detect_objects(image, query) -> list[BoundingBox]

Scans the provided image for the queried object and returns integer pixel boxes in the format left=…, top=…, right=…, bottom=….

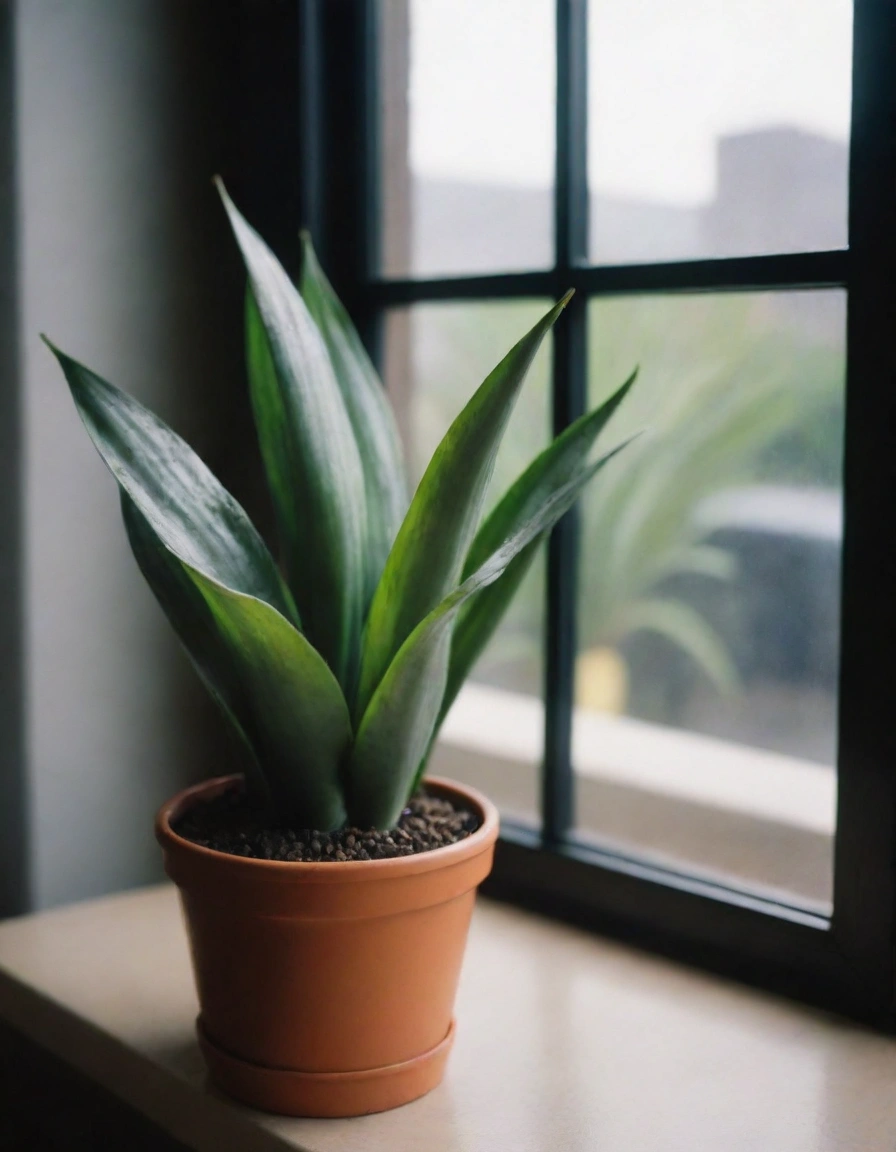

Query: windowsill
left=443, top=683, right=836, bottom=834
left=434, top=684, right=835, bottom=906
left=1, top=884, right=895, bottom=1151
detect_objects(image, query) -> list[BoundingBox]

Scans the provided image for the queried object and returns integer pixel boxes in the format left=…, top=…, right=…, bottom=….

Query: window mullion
left=319, top=0, right=381, bottom=360
left=544, top=0, right=590, bottom=844
left=298, top=0, right=323, bottom=250
left=366, top=249, right=847, bottom=307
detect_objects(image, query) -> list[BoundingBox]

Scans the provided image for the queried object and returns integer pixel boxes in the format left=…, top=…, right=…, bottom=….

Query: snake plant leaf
left=181, top=563, right=352, bottom=829
left=441, top=434, right=637, bottom=728
left=404, top=432, right=637, bottom=799
left=463, top=371, right=637, bottom=582
left=401, top=535, right=545, bottom=803
left=221, top=180, right=366, bottom=688
left=439, top=372, right=637, bottom=715
left=45, top=340, right=298, bottom=625
left=355, top=291, right=574, bottom=723
left=121, top=494, right=268, bottom=802
left=346, top=458, right=608, bottom=829
left=124, top=492, right=351, bottom=828
left=299, top=233, right=408, bottom=610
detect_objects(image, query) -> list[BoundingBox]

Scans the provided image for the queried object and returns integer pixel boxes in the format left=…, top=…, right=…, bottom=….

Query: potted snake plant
left=45, top=180, right=635, bottom=1118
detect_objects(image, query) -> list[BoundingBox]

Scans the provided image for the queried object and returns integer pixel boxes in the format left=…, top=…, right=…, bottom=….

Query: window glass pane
left=378, top=0, right=555, bottom=277
left=575, top=290, right=844, bottom=907
left=588, top=1, right=852, bottom=264
left=383, top=301, right=552, bottom=823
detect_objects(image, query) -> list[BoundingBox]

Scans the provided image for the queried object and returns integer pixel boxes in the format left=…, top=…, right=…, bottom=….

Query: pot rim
left=155, top=773, right=499, bottom=883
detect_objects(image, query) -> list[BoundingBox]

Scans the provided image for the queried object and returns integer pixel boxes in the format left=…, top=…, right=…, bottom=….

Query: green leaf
left=182, top=563, right=352, bottom=830
left=435, top=372, right=637, bottom=723
left=299, top=233, right=408, bottom=610
left=443, top=435, right=636, bottom=725
left=620, top=597, right=740, bottom=693
left=121, top=494, right=268, bottom=800
left=49, top=342, right=350, bottom=826
left=463, top=371, right=637, bottom=579
left=45, top=340, right=298, bottom=624
left=402, top=431, right=637, bottom=800
left=124, top=498, right=351, bottom=829
left=355, top=292, right=574, bottom=722
left=221, top=180, right=366, bottom=687
left=346, top=457, right=608, bottom=829
left=404, top=538, right=541, bottom=802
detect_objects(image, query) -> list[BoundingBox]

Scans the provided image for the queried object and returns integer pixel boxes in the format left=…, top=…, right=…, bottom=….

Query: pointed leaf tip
left=356, top=297, right=564, bottom=720
left=298, top=230, right=408, bottom=616
left=432, top=369, right=641, bottom=737
left=224, top=182, right=367, bottom=686
left=49, top=346, right=298, bottom=624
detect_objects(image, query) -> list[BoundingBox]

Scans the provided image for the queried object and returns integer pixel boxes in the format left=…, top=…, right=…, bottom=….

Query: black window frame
left=307, top=0, right=896, bottom=1027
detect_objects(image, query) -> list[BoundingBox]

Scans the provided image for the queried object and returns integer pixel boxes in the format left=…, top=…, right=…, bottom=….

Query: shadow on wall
left=14, top=1, right=301, bottom=910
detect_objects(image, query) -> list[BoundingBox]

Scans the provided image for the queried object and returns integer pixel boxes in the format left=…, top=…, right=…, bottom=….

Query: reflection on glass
left=574, top=291, right=845, bottom=905
left=588, top=0, right=852, bottom=263
left=378, top=0, right=555, bottom=277
left=383, top=302, right=552, bottom=822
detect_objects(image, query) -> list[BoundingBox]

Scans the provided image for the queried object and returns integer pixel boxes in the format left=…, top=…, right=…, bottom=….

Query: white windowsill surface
left=442, top=683, right=837, bottom=835
left=2, top=884, right=896, bottom=1151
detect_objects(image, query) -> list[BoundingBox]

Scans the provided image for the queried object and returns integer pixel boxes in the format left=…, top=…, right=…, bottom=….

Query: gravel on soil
left=173, top=787, right=481, bottom=862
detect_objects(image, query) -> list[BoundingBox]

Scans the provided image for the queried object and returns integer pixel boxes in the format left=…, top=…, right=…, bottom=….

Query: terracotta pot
left=156, top=774, right=499, bottom=1117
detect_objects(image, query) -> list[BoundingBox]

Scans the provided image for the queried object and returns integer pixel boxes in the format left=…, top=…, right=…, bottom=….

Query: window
left=309, top=0, right=896, bottom=1027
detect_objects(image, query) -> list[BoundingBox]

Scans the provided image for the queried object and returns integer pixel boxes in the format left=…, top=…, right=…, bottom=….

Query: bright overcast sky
left=407, top=0, right=853, bottom=205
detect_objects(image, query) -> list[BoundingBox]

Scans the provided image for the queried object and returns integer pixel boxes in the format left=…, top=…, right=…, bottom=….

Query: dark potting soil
left=173, top=787, right=481, bottom=862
